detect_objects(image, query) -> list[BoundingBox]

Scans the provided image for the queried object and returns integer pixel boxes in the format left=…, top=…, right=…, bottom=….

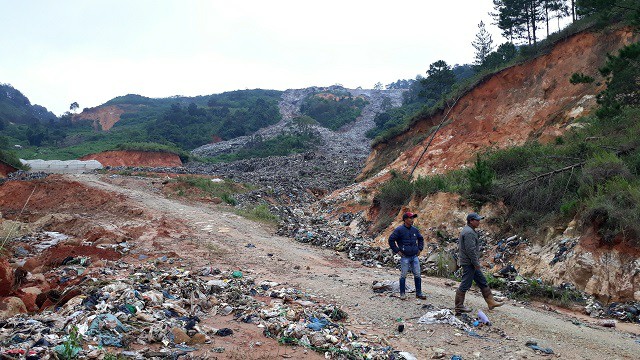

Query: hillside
left=192, top=86, right=405, bottom=160
left=0, top=84, right=56, bottom=125
left=360, top=27, right=639, bottom=179
left=322, top=27, right=640, bottom=303
left=2, top=23, right=640, bottom=359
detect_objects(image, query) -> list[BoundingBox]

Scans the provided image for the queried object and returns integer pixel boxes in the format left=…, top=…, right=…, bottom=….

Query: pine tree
left=472, top=21, right=495, bottom=67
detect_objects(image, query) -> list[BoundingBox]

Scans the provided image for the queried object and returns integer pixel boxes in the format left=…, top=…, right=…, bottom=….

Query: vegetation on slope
left=0, top=89, right=285, bottom=161
left=299, top=89, right=368, bottom=131
left=377, top=36, right=640, bottom=245
left=369, top=0, right=639, bottom=146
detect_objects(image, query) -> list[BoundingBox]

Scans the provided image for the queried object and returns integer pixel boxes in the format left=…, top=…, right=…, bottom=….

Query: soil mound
left=80, top=150, right=182, bottom=167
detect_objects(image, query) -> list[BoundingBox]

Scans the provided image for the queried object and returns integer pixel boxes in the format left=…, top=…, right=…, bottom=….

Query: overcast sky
left=1, top=0, right=507, bottom=115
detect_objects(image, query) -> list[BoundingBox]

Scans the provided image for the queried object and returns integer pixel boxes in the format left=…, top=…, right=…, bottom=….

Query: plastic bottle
left=478, top=309, right=491, bottom=325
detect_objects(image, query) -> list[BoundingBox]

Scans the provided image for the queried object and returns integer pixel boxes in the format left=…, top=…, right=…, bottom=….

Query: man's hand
left=397, top=251, right=404, bottom=257
left=474, top=265, right=481, bottom=270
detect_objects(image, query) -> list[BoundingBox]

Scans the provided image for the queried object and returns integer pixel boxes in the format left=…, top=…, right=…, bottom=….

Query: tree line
left=491, top=0, right=639, bottom=47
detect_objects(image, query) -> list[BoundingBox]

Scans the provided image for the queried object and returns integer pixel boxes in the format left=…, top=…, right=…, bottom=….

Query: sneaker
left=416, top=294, right=427, bottom=300
left=400, top=294, right=407, bottom=300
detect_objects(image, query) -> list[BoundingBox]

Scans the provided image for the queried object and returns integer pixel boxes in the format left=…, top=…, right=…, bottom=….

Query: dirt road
left=62, top=174, right=640, bottom=359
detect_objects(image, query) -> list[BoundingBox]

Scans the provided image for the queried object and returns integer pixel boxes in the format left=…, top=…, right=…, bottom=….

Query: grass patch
left=168, top=176, right=250, bottom=204
left=236, top=204, right=279, bottom=224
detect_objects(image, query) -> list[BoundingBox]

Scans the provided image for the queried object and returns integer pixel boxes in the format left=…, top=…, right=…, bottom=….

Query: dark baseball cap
left=402, top=212, right=418, bottom=219
left=466, top=212, right=484, bottom=221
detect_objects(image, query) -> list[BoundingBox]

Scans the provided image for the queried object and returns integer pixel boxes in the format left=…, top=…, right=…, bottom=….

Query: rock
left=0, top=297, right=27, bottom=318
left=0, top=259, right=14, bottom=296
left=310, top=332, right=327, bottom=347
left=171, top=327, right=190, bottom=344
left=189, top=332, right=208, bottom=345
left=431, top=348, right=447, bottom=359
left=93, top=237, right=117, bottom=246
left=16, top=286, right=42, bottom=312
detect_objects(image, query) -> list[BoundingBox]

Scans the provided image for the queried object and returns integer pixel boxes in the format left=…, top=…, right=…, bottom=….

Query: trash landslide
left=1, top=257, right=399, bottom=359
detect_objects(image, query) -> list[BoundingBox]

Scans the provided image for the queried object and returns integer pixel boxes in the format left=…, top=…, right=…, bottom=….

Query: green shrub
left=221, top=193, right=237, bottom=206
left=55, top=325, right=83, bottom=359
left=569, top=72, right=595, bottom=84
left=581, top=151, right=631, bottom=187
left=597, top=42, right=640, bottom=118
left=583, top=177, right=640, bottom=244
left=624, top=150, right=640, bottom=176
left=485, top=273, right=506, bottom=290
left=0, top=149, right=28, bottom=170
left=484, top=143, right=544, bottom=175
left=507, top=278, right=584, bottom=306
left=560, top=198, right=580, bottom=217
left=466, top=155, right=495, bottom=195
left=375, top=173, right=413, bottom=213
left=413, top=174, right=448, bottom=199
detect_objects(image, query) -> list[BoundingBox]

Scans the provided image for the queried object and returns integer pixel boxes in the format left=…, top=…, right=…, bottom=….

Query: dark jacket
left=388, top=224, right=424, bottom=257
left=458, top=224, right=480, bottom=267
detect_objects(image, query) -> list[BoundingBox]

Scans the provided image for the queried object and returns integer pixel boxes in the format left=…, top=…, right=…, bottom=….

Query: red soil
left=80, top=150, right=182, bottom=167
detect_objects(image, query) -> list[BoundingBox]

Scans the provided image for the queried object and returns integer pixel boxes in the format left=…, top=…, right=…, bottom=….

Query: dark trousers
left=457, top=265, right=488, bottom=292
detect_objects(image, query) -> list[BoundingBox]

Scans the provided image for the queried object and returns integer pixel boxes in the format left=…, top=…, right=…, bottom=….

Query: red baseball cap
left=402, top=212, right=418, bottom=219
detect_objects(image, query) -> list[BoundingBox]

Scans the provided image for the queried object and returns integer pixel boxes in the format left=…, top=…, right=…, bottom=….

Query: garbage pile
left=1, top=261, right=399, bottom=359
left=5, top=171, right=50, bottom=182
left=276, top=209, right=393, bottom=269
left=103, top=150, right=363, bottom=207
left=585, top=296, right=640, bottom=323
left=549, top=238, right=578, bottom=266
left=492, top=234, right=528, bottom=267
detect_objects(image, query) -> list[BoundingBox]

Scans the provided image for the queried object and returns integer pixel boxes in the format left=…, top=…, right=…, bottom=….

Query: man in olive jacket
left=455, top=212, right=503, bottom=315
left=388, top=212, right=427, bottom=300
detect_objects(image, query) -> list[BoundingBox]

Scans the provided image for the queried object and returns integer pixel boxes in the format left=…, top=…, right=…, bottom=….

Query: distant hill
left=0, top=83, right=56, bottom=125
left=0, top=88, right=287, bottom=160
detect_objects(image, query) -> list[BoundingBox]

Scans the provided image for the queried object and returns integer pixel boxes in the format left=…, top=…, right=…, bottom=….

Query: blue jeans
left=458, top=265, right=488, bottom=292
left=400, top=255, right=423, bottom=295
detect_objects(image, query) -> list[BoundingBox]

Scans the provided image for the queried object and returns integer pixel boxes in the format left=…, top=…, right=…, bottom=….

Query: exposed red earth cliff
left=342, top=27, right=640, bottom=301
left=0, top=161, right=17, bottom=177
left=72, top=105, right=128, bottom=131
left=360, top=27, right=639, bottom=180
left=80, top=150, right=182, bottom=167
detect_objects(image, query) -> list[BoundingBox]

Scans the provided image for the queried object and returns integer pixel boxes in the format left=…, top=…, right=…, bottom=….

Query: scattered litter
left=417, top=309, right=471, bottom=331
left=0, top=261, right=399, bottom=358
left=215, top=328, right=234, bottom=337
left=396, top=351, right=418, bottom=360
left=477, top=310, right=491, bottom=325
left=599, top=320, right=616, bottom=328
left=526, top=340, right=554, bottom=354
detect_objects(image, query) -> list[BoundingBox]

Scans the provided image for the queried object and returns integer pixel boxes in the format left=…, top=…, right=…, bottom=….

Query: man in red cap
left=388, top=211, right=427, bottom=300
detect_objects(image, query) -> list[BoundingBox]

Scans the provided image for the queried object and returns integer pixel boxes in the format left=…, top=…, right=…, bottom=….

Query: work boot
left=481, top=287, right=504, bottom=310
left=414, top=277, right=426, bottom=299
left=454, top=290, right=472, bottom=315
left=399, top=278, right=406, bottom=300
